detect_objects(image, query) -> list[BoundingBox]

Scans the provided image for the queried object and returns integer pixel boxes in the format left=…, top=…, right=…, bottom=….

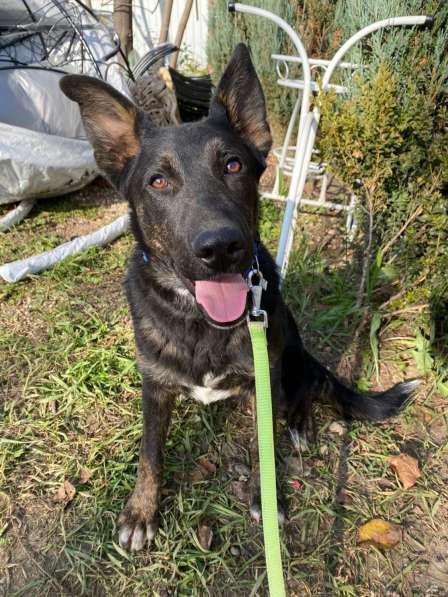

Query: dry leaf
left=197, top=457, right=217, bottom=475
left=79, top=467, right=92, bottom=484
left=328, top=421, right=346, bottom=436
left=358, top=518, right=402, bottom=549
left=189, top=467, right=206, bottom=483
left=54, top=480, right=76, bottom=503
left=388, top=453, right=420, bottom=489
left=319, top=445, right=329, bottom=457
left=198, top=524, right=213, bottom=550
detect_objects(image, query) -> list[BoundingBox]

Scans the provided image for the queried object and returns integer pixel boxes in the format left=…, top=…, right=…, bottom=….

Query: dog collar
left=245, top=232, right=261, bottom=276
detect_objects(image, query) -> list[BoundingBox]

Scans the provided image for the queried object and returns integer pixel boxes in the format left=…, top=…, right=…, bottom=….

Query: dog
left=60, top=44, right=419, bottom=552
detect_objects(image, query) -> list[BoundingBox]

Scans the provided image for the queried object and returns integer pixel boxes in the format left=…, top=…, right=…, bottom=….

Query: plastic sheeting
left=0, top=1, right=133, bottom=283
left=0, top=0, right=130, bottom=205
left=0, top=120, right=97, bottom=204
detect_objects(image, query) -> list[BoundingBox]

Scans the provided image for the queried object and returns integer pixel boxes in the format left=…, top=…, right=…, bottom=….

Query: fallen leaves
left=328, top=421, right=346, bottom=436
left=197, top=456, right=217, bottom=475
left=79, top=467, right=92, bottom=484
left=54, top=480, right=76, bottom=503
left=174, top=456, right=218, bottom=483
left=358, top=519, right=402, bottom=549
left=388, top=453, right=421, bottom=489
left=197, top=524, right=213, bottom=551
left=355, top=453, right=420, bottom=552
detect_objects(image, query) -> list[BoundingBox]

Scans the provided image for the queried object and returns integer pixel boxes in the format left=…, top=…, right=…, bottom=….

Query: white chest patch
left=188, top=372, right=234, bottom=405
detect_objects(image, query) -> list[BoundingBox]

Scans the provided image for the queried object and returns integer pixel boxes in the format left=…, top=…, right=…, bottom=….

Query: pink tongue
left=195, top=274, right=249, bottom=323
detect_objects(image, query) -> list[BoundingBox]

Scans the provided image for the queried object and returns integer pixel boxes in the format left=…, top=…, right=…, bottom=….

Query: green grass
left=0, top=187, right=447, bottom=596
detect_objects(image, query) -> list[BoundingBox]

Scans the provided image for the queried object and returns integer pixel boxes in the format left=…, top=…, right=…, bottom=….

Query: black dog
left=60, top=44, right=418, bottom=552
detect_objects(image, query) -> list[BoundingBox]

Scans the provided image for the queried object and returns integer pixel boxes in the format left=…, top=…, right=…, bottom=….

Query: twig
left=379, top=271, right=428, bottom=310
left=381, top=205, right=423, bottom=257
left=170, top=0, right=194, bottom=69
left=159, top=0, right=173, bottom=44
left=386, top=304, right=428, bottom=317
left=356, top=194, right=373, bottom=308
left=352, top=307, right=371, bottom=351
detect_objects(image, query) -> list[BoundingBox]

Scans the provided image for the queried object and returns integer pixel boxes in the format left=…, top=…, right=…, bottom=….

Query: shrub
left=318, top=0, right=448, bottom=388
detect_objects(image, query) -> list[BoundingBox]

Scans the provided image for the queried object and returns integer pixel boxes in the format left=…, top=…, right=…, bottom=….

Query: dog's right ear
left=60, top=75, right=141, bottom=181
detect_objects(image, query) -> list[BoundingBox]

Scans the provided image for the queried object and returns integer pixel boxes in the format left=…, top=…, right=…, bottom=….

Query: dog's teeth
left=118, top=524, right=132, bottom=548
left=250, top=504, right=261, bottom=524
left=130, top=526, right=146, bottom=551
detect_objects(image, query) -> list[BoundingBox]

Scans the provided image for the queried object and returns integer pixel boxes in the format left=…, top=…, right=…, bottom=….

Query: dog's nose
left=192, top=227, right=245, bottom=270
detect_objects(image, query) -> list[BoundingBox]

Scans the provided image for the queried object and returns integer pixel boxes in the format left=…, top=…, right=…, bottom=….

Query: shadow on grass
left=282, top=219, right=402, bottom=590
left=323, top=425, right=352, bottom=594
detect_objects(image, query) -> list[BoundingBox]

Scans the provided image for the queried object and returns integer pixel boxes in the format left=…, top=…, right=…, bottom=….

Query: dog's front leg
left=248, top=377, right=287, bottom=526
left=118, top=376, right=174, bottom=551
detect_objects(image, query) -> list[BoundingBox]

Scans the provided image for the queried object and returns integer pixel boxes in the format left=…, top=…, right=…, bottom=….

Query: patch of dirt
left=52, top=200, right=127, bottom=241
left=78, top=265, right=128, bottom=314
left=67, top=177, right=122, bottom=207
left=0, top=497, right=75, bottom=596
left=40, top=177, right=127, bottom=242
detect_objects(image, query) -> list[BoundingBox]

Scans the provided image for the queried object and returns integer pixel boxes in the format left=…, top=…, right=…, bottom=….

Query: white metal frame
left=230, top=3, right=431, bottom=277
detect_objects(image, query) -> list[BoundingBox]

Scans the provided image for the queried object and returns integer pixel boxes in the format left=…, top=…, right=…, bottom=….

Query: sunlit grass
left=0, top=188, right=446, bottom=596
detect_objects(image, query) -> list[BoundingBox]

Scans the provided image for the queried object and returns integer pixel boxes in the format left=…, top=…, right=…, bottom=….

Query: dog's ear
left=60, top=75, right=140, bottom=180
left=209, top=43, right=272, bottom=158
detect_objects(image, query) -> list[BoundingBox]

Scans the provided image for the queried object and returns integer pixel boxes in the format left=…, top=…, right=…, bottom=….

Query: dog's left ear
left=60, top=75, right=140, bottom=181
left=209, top=43, right=272, bottom=158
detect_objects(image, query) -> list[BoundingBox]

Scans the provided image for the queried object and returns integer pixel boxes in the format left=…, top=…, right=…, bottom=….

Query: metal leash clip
left=247, top=265, right=268, bottom=328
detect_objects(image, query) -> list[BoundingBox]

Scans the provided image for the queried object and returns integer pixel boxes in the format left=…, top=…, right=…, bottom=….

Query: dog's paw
left=249, top=499, right=287, bottom=526
left=117, top=509, right=158, bottom=552
left=289, top=425, right=315, bottom=453
left=249, top=501, right=262, bottom=524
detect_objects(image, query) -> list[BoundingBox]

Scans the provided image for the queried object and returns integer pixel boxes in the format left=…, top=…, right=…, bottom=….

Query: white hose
left=0, top=198, right=36, bottom=231
left=0, top=213, right=130, bottom=283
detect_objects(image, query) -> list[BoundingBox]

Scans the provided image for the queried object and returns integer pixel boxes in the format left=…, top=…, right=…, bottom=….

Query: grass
left=0, top=182, right=447, bottom=596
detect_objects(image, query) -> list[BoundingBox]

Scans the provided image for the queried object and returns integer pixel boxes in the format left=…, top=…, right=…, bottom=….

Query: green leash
left=247, top=270, right=286, bottom=597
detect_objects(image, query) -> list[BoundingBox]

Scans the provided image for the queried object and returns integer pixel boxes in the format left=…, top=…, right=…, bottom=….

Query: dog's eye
left=149, top=175, right=168, bottom=190
left=225, top=158, right=242, bottom=174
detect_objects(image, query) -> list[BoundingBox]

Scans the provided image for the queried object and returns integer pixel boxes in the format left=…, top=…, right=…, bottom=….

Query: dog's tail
left=308, top=352, right=420, bottom=421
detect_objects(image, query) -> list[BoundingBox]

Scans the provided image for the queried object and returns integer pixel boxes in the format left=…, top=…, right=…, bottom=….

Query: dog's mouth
left=194, top=274, right=249, bottom=327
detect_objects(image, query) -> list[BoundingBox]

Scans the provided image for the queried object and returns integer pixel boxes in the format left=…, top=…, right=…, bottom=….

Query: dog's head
left=60, top=44, right=271, bottom=327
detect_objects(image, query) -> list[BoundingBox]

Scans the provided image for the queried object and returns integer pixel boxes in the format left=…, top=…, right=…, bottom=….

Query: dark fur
left=60, top=44, right=418, bottom=551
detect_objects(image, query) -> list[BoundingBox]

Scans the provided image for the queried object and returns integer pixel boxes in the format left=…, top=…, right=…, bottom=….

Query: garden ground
left=0, top=174, right=447, bottom=596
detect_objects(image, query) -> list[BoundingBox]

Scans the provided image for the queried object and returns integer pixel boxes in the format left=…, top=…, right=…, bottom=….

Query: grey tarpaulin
left=0, top=0, right=131, bottom=205
left=0, top=0, right=132, bottom=281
